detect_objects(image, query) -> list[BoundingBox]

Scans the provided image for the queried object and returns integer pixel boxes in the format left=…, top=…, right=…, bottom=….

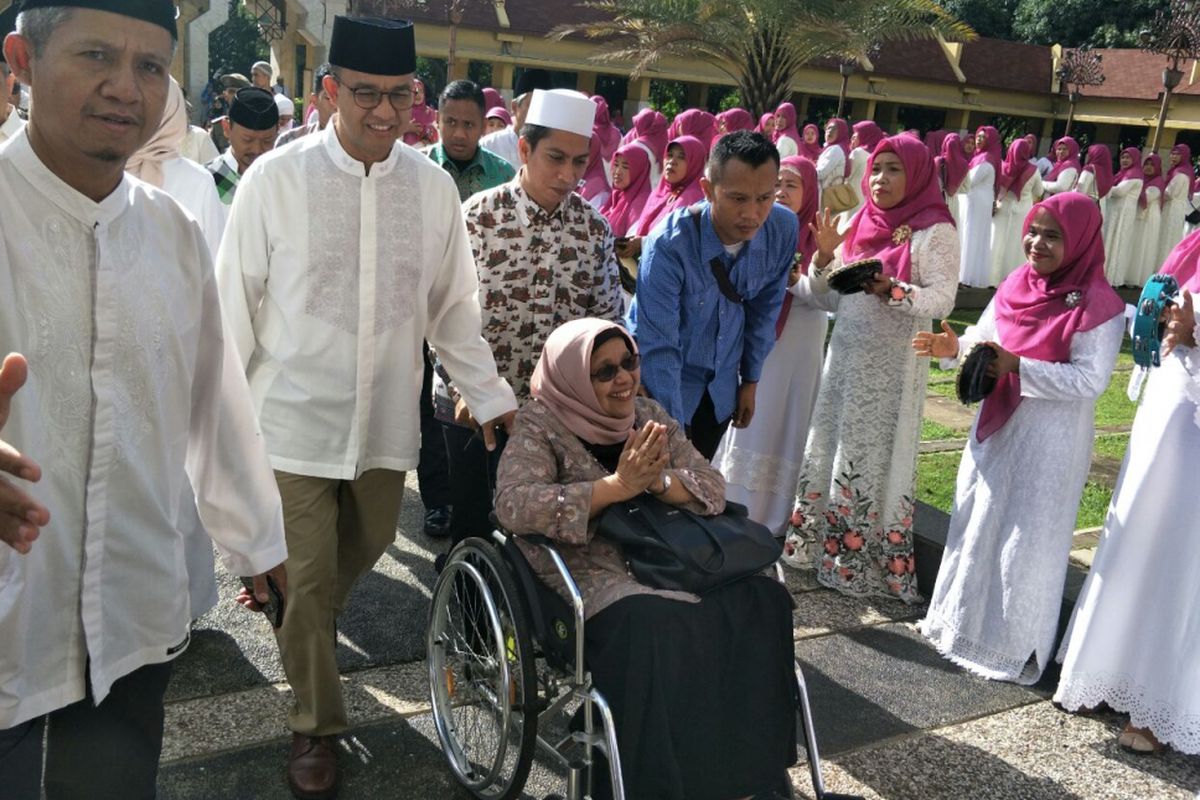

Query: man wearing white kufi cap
left=214, top=14, right=517, bottom=797
left=436, top=87, right=623, bottom=550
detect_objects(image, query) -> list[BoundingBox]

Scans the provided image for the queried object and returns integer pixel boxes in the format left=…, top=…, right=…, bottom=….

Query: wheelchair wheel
left=428, top=537, right=538, bottom=800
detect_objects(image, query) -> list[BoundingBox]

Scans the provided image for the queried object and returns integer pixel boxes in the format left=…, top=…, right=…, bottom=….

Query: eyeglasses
left=590, top=353, right=641, bottom=382
left=332, top=76, right=414, bottom=111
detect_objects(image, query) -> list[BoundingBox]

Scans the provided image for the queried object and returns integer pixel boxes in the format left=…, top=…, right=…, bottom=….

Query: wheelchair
left=426, top=528, right=863, bottom=800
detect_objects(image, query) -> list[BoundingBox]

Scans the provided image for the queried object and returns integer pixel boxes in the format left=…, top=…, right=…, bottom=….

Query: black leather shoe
left=423, top=505, right=452, bottom=538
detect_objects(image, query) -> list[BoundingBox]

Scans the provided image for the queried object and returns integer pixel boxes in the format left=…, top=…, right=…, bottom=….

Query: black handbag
left=596, top=496, right=783, bottom=595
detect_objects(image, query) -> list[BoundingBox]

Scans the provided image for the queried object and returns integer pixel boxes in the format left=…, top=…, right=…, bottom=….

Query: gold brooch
left=891, top=224, right=912, bottom=245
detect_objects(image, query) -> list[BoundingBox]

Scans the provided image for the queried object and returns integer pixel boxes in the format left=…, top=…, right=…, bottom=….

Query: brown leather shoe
left=287, top=733, right=338, bottom=799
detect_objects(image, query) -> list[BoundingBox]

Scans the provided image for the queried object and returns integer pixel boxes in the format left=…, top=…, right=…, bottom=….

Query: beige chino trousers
left=273, top=469, right=406, bottom=735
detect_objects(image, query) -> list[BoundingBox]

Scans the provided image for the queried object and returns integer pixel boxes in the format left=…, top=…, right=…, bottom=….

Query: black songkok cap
left=514, top=69, right=551, bottom=98
left=228, top=87, right=279, bottom=131
left=328, top=16, right=415, bottom=76
left=18, top=0, right=178, bottom=40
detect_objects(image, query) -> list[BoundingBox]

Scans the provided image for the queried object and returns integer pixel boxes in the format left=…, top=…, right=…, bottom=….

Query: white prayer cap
left=525, top=89, right=596, bottom=138
left=275, top=94, right=296, bottom=118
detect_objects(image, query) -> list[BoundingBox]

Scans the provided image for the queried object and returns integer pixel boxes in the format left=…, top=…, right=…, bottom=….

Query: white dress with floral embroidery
left=921, top=303, right=1124, bottom=684
left=783, top=223, right=959, bottom=604
left=1054, top=309, right=1200, bottom=753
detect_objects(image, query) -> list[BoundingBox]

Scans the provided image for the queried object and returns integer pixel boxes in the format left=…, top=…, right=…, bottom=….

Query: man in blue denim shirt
left=628, top=131, right=797, bottom=459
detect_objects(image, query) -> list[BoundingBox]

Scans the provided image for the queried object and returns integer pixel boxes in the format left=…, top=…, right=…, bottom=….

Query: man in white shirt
left=206, top=86, right=278, bottom=208
left=478, top=67, right=550, bottom=169
left=215, top=15, right=517, bottom=798
left=0, top=2, right=288, bottom=797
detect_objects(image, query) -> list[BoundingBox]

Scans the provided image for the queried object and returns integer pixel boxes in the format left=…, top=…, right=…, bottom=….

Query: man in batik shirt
left=439, top=88, right=623, bottom=549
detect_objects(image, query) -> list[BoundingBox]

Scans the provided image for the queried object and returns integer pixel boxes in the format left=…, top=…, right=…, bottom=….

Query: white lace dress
left=1157, top=173, right=1190, bottom=270
left=960, top=163, right=996, bottom=287
left=714, top=275, right=836, bottom=535
left=989, top=171, right=1043, bottom=287
left=783, top=223, right=959, bottom=604
left=1129, top=187, right=1163, bottom=286
left=1054, top=312, right=1200, bottom=753
left=1103, top=178, right=1143, bottom=286
left=920, top=304, right=1124, bottom=684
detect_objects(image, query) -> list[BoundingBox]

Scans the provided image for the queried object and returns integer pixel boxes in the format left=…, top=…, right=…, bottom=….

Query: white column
left=187, top=0, right=230, bottom=124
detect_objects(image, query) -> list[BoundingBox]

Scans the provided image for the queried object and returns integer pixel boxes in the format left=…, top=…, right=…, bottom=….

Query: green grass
left=920, top=419, right=961, bottom=441
left=1092, top=432, right=1131, bottom=461
left=1075, top=482, right=1113, bottom=530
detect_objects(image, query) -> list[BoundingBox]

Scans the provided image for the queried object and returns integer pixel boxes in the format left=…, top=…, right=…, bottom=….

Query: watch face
left=890, top=284, right=906, bottom=301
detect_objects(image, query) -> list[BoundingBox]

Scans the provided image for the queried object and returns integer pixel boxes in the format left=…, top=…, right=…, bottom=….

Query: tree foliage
left=208, top=0, right=268, bottom=81
left=553, top=0, right=976, bottom=117
left=947, top=0, right=1170, bottom=47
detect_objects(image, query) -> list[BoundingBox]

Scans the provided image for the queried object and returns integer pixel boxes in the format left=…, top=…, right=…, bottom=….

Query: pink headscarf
left=775, top=156, right=821, bottom=337
left=773, top=102, right=802, bottom=145
left=127, top=77, right=188, bottom=188
left=580, top=134, right=610, bottom=203
left=1140, top=154, right=1166, bottom=209
left=852, top=120, right=885, bottom=153
left=758, top=113, right=776, bottom=135
left=800, top=124, right=824, bottom=161
left=667, top=109, right=717, bottom=151
left=599, top=144, right=653, bottom=237
left=969, top=126, right=1003, bottom=199
left=840, top=135, right=955, bottom=283
left=997, top=138, right=1037, bottom=199
left=1113, top=146, right=1144, bottom=187
left=936, top=133, right=970, bottom=195
left=591, top=95, right=622, bottom=162
left=717, top=108, right=754, bottom=134
left=482, top=87, right=504, bottom=113
left=1081, top=144, right=1114, bottom=200
left=624, top=108, right=669, bottom=167
left=531, top=319, right=636, bottom=446
left=404, top=78, right=439, bottom=146
left=1045, top=136, right=1081, bottom=182
left=633, top=135, right=708, bottom=236
left=486, top=106, right=512, bottom=127
left=924, top=129, right=948, bottom=159
left=977, top=194, right=1124, bottom=441
left=1168, top=143, right=1196, bottom=201
left=1160, top=228, right=1200, bottom=292
left=824, top=118, right=852, bottom=178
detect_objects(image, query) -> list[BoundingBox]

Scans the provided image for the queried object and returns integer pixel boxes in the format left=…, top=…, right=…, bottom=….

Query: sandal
left=1118, top=723, right=1164, bottom=754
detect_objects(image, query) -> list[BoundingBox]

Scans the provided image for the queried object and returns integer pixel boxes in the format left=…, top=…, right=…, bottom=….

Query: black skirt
left=584, top=575, right=798, bottom=800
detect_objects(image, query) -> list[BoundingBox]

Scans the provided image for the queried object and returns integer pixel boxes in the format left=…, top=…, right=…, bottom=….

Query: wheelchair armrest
left=534, top=539, right=588, bottom=684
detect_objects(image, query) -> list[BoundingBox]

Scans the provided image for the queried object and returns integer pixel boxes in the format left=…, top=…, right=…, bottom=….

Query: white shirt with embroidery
left=480, top=126, right=521, bottom=170
left=216, top=125, right=517, bottom=480
left=0, top=130, right=287, bottom=729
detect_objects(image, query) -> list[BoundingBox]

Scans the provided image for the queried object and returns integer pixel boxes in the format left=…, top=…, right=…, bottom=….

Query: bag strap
left=689, top=205, right=744, bottom=306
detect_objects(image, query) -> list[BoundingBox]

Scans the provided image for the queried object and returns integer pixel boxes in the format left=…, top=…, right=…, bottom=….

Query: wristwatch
left=648, top=473, right=672, bottom=496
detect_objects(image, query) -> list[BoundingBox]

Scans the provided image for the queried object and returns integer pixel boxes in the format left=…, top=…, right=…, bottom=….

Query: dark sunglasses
left=590, top=353, right=640, bottom=382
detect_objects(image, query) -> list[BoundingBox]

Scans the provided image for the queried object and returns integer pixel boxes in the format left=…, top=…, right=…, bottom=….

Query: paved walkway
left=157, top=474, right=1200, bottom=800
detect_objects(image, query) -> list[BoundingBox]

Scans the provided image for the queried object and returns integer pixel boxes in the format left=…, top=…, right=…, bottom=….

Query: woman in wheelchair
left=494, top=318, right=799, bottom=800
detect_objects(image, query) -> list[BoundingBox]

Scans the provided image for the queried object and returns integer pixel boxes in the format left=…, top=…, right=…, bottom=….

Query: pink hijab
left=841, top=135, right=955, bottom=283
left=852, top=120, right=885, bottom=153
left=600, top=144, right=653, bottom=237
left=1168, top=143, right=1196, bottom=201
left=773, top=102, right=802, bottom=145
left=624, top=108, right=669, bottom=167
left=825, top=118, right=851, bottom=158
left=1140, top=154, right=1166, bottom=209
left=1045, top=136, right=1081, bottom=182
left=633, top=135, right=708, bottom=236
left=969, top=126, right=1003, bottom=199
left=718, top=108, right=754, bottom=134
left=924, top=129, right=948, bottom=159
left=997, top=138, right=1037, bottom=199
left=482, top=87, right=504, bottom=113
left=800, top=124, right=824, bottom=161
left=776, top=156, right=821, bottom=337
left=936, top=133, right=970, bottom=196
left=667, top=109, right=717, bottom=151
left=591, top=95, right=622, bottom=162
left=978, top=193, right=1124, bottom=441
left=1082, top=144, right=1114, bottom=200
left=1160, top=228, right=1200, bottom=292
left=1113, top=146, right=1144, bottom=186
left=580, top=134, right=610, bottom=203
left=531, top=319, right=636, bottom=446
left=404, top=78, right=439, bottom=146
left=486, top=106, right=512, bottom=128
left=757, top=113, right=775, bottom=135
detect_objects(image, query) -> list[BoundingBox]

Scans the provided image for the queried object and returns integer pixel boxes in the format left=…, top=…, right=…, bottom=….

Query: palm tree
left=553, top=0, right=977, bottom=117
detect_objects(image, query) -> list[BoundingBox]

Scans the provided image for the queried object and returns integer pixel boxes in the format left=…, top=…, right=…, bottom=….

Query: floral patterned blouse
left=494, top=397, right=726, bottom=617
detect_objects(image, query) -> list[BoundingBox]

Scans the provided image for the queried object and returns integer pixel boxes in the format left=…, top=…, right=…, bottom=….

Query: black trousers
left=685, top=391, right=732, bottom=462
left=444, top=422, right=508, bottom=547
left=417, top=343, right=452, bottom=510
left=0, top=659, right=173, bottom=800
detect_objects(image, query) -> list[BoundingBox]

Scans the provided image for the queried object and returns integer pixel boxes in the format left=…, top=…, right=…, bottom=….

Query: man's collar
left=693, top=201, right=765, bottom=264
left=513, top=171, right=569, bottom=225
left=221, top=147, right=240, bottom=175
